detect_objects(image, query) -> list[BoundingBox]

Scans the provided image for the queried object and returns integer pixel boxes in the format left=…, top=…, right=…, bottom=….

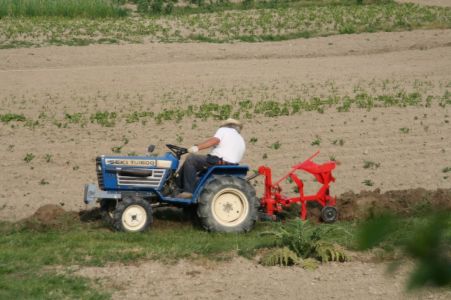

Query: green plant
left=249, top=137, right=258, bottom=144
left=24, top=153, right=35, bottom=163
left=39, top=179, right=49, bottom=185
left=111, top=145, right=122, bottom=153
left=44, top=154, right=52, bottom=163
left=260, top=247, right=301, bottom=266
left=270, top=141, right=281, bottom=150
left=399, top=127, right=410, bottom=134
left=362, top=179, right=374, bottom=186
left=111, top=136, right=129, bottom=153
left=363, top=160, right=380, bottom=169
left=176, top=133, right=183, bottom=144
left=125, top=111, right=154, bottom=123
left=311, top=136, right=321, bottom=146
left=262, top=220, right=348, bottom=262
left=442, top=167, right=451, bottom=173
left=0, top=113, right=26, bottom=123
left=90, top=111, right=117, bottom=127
left=64, top=112, right=83, bottom=124
left=332, top=139, right=345, bottom=146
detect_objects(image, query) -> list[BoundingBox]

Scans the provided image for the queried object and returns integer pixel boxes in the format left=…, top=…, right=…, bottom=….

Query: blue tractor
left=84, top=144, right=259, bottom=233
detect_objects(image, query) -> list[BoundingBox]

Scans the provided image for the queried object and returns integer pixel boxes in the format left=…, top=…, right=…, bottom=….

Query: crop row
left=1, top=91, right=449, bottom=128
left=0, top=3, right=450, bottom=48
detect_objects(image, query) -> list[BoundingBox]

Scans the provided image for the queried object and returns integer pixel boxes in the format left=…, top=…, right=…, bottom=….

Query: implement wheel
left=113, top=196, right=153, bottom=232
left=321, top=206, right=338, bottom=223
left=197, top=175, right=258, bottom=233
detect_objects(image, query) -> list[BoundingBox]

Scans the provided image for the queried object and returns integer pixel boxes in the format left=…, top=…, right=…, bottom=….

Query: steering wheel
left=166, top=144, right=188, bottom=159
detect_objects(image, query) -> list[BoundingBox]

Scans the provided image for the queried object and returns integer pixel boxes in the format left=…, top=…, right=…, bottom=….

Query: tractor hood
left=96, top=152, right=178, bottom=192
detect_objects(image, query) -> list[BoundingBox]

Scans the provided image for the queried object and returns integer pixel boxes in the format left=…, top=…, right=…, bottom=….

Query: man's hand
left=188, top=145, right=199, bottom=153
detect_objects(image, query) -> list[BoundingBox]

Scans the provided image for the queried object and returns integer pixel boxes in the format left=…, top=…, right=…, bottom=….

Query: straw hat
left=220, top=118, right=243, bottom=129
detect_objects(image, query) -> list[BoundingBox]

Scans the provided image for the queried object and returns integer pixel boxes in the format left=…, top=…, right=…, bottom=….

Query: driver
left=175, top=118, right=245, bottom=199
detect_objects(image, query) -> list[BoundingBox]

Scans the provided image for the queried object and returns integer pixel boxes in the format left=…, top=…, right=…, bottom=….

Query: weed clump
left=261, top=220, right=348, bottom=266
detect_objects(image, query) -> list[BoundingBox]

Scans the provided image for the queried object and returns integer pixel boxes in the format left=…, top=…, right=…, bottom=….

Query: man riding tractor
left=176, top=118, right=246, bottom=198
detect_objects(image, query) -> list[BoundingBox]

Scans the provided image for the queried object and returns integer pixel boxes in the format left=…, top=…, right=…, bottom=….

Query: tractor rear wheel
left=112, top=196, right=153, bottom=232
left=197, top=175, right=258, bottom=232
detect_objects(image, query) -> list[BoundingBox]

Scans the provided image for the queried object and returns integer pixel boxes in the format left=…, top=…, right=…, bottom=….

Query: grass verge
left=0, top=209, right=448, bottom=298
left=0, top=0, right=127, bottom=18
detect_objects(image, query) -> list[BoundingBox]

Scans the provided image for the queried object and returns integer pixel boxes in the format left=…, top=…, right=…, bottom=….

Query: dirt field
left=1, top=0, right=451, bottom=297
left=75, top=258, right=450, bottom=300
left=1, top=29, right=450, bottom=221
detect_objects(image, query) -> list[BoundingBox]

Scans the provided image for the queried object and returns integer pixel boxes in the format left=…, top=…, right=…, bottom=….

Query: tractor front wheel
left=100, top=199, right=116, bottom=226
left=197, top=176, right=258, bottom=233
left=113, top=196, right=153, bottom=232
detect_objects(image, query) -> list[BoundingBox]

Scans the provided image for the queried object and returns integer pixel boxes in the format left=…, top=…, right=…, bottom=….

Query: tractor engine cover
left=96, top=153, right=179, bottom=192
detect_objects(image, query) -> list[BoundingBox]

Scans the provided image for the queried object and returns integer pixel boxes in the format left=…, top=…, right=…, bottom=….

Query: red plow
left=254, top=151, right=338, bottom=222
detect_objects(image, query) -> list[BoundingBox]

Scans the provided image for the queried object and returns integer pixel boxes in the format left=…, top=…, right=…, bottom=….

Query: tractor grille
left=96, top=157, right=105, bottom=190
left=117, top=169, right=166, bottom=188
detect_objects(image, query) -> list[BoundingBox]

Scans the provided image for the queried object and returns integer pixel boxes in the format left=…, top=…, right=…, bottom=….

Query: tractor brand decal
left=105, top=159, right=157, bottom=167
left=104, top=159, right=172, bottom=168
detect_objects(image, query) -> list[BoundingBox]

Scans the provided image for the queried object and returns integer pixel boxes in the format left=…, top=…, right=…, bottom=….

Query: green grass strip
left=0, top=212, right=447, bottom=298
left=0, top=0, right=127, bottom=18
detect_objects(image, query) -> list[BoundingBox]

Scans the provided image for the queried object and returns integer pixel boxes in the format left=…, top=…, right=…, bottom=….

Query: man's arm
left=189, top=137, right=220, bottom=153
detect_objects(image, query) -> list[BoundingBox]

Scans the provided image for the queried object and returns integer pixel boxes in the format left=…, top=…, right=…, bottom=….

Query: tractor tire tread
left=197, top=175, right=259, bottom=233
left=112, top=195, right=153, bottom=232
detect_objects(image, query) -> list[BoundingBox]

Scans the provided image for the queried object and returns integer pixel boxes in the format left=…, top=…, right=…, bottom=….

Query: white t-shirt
left=209, top=127, right=245, bottom=164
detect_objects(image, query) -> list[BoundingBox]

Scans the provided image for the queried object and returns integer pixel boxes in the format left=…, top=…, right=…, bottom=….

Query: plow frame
left=258, top=151, right=337, bottom=220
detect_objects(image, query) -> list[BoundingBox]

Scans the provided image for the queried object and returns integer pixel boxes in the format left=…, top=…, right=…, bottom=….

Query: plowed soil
left=1, top=29, right=450, bottom=222
left=1, top=1, right=450, bottom=298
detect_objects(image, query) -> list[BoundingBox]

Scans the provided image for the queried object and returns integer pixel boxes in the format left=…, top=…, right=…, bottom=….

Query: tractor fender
left=192, top=165, right=249, bottom=202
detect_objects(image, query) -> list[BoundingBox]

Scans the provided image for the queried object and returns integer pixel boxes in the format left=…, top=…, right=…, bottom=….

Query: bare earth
left=76, top=258, right=450, bottom=300
left=0, top=22, right=450, bottom=299
left=1, top=29, right=450, bottom=221
left=397, top=0, right=451, bottom=7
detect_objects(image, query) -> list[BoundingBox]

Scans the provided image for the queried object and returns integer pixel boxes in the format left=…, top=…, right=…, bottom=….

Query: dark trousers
left=177, top=154, right=209, bottom=193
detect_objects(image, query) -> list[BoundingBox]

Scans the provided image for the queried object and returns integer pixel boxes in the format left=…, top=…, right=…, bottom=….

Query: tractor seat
left=197, top=163, right=241, bottom=178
